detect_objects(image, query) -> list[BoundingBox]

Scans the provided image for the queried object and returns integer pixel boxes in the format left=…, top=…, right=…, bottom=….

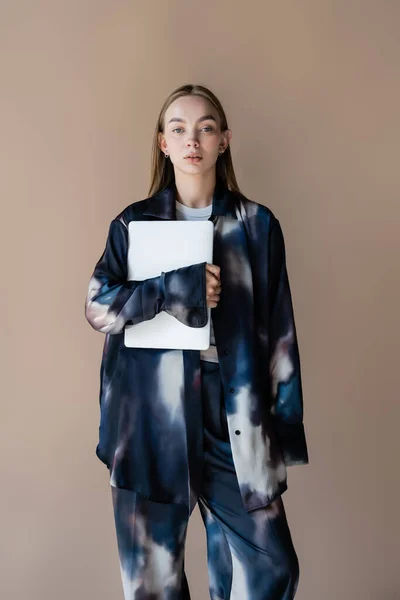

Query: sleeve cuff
left=163, top=261, right=208, bottom=328
left=272, top=422, right=309, bottom=466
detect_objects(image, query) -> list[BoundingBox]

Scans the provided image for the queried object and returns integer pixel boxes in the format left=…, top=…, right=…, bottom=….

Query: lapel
left=142, top=177, right=239, bottom=221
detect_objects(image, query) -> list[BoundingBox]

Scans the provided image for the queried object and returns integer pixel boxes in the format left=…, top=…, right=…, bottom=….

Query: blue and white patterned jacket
left=85, top=177, right=309, bottom=513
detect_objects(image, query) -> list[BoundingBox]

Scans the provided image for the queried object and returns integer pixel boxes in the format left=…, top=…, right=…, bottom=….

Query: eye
left=172, top=126, right=214, bottom=133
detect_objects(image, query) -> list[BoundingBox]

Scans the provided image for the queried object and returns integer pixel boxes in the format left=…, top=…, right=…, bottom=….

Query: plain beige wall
left=1, top=1, right=399, bottom=599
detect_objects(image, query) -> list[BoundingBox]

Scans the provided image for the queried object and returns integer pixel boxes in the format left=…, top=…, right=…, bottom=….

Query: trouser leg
left=111, top=485, right=191, bottom=600
left=199, top=360, right=300, bottom=600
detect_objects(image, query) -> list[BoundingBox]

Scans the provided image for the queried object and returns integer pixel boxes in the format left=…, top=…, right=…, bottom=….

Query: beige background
left=1, top=1, right=399, bottom=599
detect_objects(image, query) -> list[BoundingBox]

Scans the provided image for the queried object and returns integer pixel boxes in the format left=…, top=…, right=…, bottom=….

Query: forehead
left=164, top=95, right=219, bottom=124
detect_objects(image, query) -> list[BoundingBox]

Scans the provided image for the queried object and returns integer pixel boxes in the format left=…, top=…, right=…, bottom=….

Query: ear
left=158, top=131, right=167, bottom=153
left=221, top=128, right=232, bottom=150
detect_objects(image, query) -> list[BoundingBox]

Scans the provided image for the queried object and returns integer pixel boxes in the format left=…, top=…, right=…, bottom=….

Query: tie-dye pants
left=110, top=360, right=300, bottom=599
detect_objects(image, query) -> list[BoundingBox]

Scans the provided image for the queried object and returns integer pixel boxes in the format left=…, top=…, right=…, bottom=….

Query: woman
left=85, top=83, right=309, bottom=600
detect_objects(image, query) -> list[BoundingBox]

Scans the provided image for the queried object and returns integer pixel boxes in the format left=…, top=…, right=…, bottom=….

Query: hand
left=205, top=263, right=221, bottom=308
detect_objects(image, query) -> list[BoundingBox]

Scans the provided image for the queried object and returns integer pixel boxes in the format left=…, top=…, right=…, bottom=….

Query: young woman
left=85, top=83, right=309, bottom=600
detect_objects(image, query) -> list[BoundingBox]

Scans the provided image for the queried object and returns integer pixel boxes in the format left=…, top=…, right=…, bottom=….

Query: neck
left=174, top=170, right=217, bottom=208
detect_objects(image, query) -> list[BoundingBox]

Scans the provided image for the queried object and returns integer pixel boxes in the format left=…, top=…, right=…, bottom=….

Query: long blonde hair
left=148, top=84, right=242, bottom=197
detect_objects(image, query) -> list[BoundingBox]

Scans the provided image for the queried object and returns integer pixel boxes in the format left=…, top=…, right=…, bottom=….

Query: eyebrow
left=167, top=114, right=217, bottom=125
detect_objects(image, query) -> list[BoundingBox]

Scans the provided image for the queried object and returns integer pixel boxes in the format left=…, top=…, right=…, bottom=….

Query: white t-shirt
left=175, top=200, right=219, bottom=363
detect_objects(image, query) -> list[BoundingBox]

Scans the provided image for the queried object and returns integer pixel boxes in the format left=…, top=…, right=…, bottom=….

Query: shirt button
left=235, top=430, right=241, bottom=435
left=223, top=348, right=229, bottom=355
left=228, top=387, right=235, bottom=393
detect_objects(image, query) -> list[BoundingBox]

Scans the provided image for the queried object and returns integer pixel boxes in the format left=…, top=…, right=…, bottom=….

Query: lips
left=185, top=155, right=202, bottom=159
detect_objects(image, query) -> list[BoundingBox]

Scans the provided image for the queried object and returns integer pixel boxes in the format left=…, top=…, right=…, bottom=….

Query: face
left=159, top=95, right=231, bottom=177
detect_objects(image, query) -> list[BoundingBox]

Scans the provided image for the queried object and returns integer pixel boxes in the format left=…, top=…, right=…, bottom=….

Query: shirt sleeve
left=268, top=217, right=309, bottom=466
left=85, top=217, right=208, bottom=334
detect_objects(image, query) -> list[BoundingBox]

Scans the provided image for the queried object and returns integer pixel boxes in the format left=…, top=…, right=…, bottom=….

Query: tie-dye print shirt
left=85, top=177, right=309, bottom=513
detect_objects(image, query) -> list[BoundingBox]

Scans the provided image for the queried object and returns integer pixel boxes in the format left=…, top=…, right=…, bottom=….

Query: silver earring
left=218, top=149, right=224, bottom=154
left=164, top=152, right=169, bottom=158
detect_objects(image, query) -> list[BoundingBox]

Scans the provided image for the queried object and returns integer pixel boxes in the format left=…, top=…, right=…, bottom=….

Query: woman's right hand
left=206, top=263, right=221, bottom=308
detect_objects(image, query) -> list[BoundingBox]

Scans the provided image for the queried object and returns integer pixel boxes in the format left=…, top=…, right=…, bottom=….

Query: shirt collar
left=143, top=178, right=238, bottom=220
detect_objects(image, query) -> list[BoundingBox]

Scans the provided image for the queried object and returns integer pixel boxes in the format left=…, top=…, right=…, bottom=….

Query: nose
left=185, top=131, right=200, bottom=146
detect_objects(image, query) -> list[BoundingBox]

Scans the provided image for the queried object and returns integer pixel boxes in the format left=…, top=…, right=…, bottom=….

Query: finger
left=206, top=272, right=220, bottom=286
left=214, top=283, right=222, bottom=292
left=206, top=285, right=221, bottom=297
left=206, top=263, right=221, bottom=279
left=207, top=299, right=219, bottom=308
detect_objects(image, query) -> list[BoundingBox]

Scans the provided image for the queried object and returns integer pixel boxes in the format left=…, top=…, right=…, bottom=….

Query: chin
left=180, top=165, right=205, bottom=175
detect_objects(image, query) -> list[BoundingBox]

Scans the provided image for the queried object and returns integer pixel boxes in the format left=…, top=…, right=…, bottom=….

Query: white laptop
left=124, top=220, right=214, bottom=350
